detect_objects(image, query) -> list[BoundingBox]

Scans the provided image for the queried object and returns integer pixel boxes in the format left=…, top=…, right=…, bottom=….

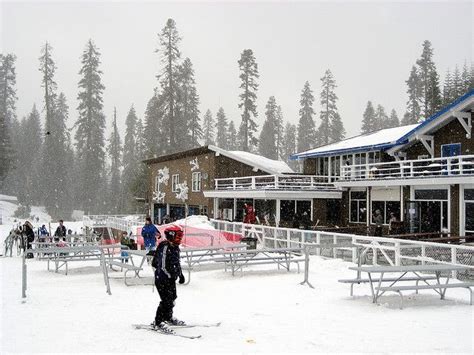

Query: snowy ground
left=1, top=254, right=473, bottom=353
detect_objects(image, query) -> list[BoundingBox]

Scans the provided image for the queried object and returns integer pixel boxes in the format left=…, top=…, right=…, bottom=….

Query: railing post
left=332, top=234, right=337, bottom=258
left=287, top=230, right=291, bottom=248
left=394, top=241, right=401, bottom=266
left=274, top=175, right=279, bottom=189
left=251, top=177, right=256, bottom=189
left=410, top=162, right=414, bottom=177
left=447, top=157, right=451, bottom=176
left=451, top=247, right=457, bottom=279
left=421, top=245, right=426, bottom=266
left=459, top=157, right=463, bottom=175
left=274, top=229, right=277, bottom=249
left=232, top=178, right=236, bottom=190
left=316, top=232, right=321, bottom=256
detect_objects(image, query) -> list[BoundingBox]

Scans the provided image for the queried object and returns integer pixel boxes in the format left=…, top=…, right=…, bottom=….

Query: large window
left=350, top=191, right=367, bottom=223
left=371, top=201, right=401, bottom=224
left=192, top=172, right=202, bottom=192
left=465, top=189, right=474, bottom=234
left=172, top=174, right=179, bottom=192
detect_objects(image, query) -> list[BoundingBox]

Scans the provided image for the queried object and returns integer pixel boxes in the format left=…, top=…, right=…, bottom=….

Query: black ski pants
left=155, top=277, right=177, bottom=324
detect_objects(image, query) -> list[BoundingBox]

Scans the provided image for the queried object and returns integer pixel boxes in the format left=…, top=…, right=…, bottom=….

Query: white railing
left=214, top=174, right=338, bottom=191
left=210, top=219, right=474, bottom=279
left=340, top=154, right=474, bottom=181
left=83, top=215, right=145, bottom=233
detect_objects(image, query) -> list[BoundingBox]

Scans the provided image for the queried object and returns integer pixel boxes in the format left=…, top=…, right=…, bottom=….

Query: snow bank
left=1, top=256, right=472, bottom=353
left=172, top=215, right=216, bottom=230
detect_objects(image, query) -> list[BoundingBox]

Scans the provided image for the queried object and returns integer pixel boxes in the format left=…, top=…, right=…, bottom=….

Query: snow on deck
left=1, top=255, right=472, bottom=353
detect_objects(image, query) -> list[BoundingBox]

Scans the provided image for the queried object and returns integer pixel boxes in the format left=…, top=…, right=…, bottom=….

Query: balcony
left=337, top=154, right=474, bottom=186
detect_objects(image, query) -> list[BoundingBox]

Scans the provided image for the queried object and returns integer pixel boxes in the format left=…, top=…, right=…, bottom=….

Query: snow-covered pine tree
left=452, top=65, right=463, bottom=99
left=75, top=39, right=107, bottom=214
left=130, top=117, right=148, bottom=208
left=329, top=112, right=345, bottom=143
left=405, top=66, right=422, bottom=124
left=177, top=58, right=201, bottom=149
left=202, top=109, right=215, bottom=145
left=143, top=92, right=164, bottom=157
left=416, top=40, right=441, bottom=118
left=39, top=43, right=71, bottom=218
left=227, top=121, right=237, bottom=150
left=319, top=70, right=343, bottom=145
left=0, top=54, right=16, bottom=187
left=259, top=96, right=278, bottom=159
left=361, top=101, right=376, bottom=134
left=385, top=109, right=400, bottom=129
left=238, top=49, right=259, bottom=152
left=297, top=81, right=316, bottom=152
left=107, top=107, right=122, bottom=213
left=216, top=107, right=228, bottom=149
left=374, top=104, right=388, bottom=131
left=442, top=69, right=453, bottom=105
left=470, top=63, right=474, bottom=91
left=461, top=62, right=471, bottom=94
left=275, top=105, right=284, bottom=159
left=157, top=18, right=181, bottom=152
left=122, top=105, right=139, bottom=213
left=282, top=122, right=298, bottom=171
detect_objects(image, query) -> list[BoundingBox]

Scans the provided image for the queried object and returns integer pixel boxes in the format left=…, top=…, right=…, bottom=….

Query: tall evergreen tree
left=143, top=92, right=164, bottom=158
left=470, top=63, right=474, bottom=91
left=405, top=66, right=422, bottom=124
left=386, top=109, right=400, bottom=129
left=297, top=81, right=316, bottom=152
left=177, top=58, right=201, bottom=149
left=215, top=107, right=228, bottom=149
left=275, top=105, right=284, bottom=159
left=227, top=121, right=237, bottom=150
left=452, top=65, right=463, bottom=99
left=442, top=69, right=454, bottom=105
left=75, top=39, right=106, bottom=214
left=318, top=70, right=343, bottom=144
left=107, top=107, right=122, bottom=213
left=461, top=62, right=471, bottom=94
left=157, top=18, right=181, bottom=152
left=0, top=54, right=16, bottom=187
left=122, top=105, right=139, bottom=212
left=259, top=96, right=278, bottom=159
left=202, top=109, right=215, bottom=145
left=416, top=40, right=441, bottom=118
left=374, top=104, right=388, bottom=131
left=23, top=105, right=43, bottom=205
left=237, top=49, right=259, bottom=152
left=39, top=44, right=70, bottom=218
left=361, top=101, right=376, bottom=134
left=282, top=122, right=298, bottom=171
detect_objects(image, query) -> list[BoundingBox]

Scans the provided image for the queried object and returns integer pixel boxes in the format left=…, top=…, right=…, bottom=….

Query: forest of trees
left=1, top=21, right=473, bottom=219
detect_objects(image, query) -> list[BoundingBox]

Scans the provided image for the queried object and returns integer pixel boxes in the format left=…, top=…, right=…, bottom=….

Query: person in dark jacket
left=54, top=220, right=66, bottom=242
left=23, top=221, right=35, bottom=258
left=141, top=217, right=161, bottom=255
left=38, top=224, right=49, bottom=243
left=151, top=225, right=185, bottom=330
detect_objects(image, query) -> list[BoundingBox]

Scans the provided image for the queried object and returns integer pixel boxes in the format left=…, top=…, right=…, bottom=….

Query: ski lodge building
left=145, top=90, right=473, bottom=237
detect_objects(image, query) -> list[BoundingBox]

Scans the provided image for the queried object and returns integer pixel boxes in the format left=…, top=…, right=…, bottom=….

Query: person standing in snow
left=151, top=225, right=186, bottom=330
left=54, top=220, right=66, bottom=242
left=141, top=217, right=161, bottom=255
left=38, top=224, right=49, bottom=242
left=243, top=203, right=256, bottom=224
left=23, top=221, right=35, bottom=258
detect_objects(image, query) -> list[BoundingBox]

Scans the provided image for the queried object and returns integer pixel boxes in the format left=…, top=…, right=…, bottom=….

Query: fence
left=83, top=215, right=145, bottom=233
left=210, top=219, right=474, bottom=280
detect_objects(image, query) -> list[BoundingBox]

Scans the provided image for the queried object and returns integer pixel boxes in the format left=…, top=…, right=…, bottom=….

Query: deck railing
left=339, top=154, right=474, bottom=181
left=214, top=174, right=338, bottom=191
left=83, top=214, right=145, bottom=232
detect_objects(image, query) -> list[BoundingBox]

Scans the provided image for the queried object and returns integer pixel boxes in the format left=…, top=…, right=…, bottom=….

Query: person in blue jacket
left=151, top=225, right=185, bottom=330
left=141, top=217, right=161, bottom=255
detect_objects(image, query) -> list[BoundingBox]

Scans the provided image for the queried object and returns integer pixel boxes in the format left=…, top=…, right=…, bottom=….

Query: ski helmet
left=164, top=225, right=183, bottom=245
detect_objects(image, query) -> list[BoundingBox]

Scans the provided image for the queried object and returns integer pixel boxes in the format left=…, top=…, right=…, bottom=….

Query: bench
left=107, top=260, right=145, bottom=286
left=338, top=276, right=439, bottom=296
left=375, top=282, right=474, bottom=308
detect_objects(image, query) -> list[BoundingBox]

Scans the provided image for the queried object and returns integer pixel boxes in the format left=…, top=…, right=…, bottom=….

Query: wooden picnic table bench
left=347, top=264, right=473, bottom=308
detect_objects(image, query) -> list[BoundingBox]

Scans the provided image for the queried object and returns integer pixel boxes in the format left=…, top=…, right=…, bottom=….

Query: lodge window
left=465, top=189, right=474, bottom=233
left=371, top=201, right=401, bottom=224
left=350, top=191, right=367, bottom=223
left=155, top=176, right=160, bottom=192
left=172, top=174, right=179, bottom=192
left=192, top=172, right=202, bottom=192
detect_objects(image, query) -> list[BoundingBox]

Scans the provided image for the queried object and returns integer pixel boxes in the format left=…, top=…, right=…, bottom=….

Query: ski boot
left=150, top=321, right=174, bottom=333
left=166, top=317, right=186, bottom=326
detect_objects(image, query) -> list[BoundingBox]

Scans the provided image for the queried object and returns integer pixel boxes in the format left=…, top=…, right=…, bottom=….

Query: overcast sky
left=1, top=1, right=472, bottom=141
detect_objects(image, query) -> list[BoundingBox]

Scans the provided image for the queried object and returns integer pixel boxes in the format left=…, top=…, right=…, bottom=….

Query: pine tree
left=405, top=66, right=422, bottom=124
left=361, top=101, right=376, bottom=134
left=297, top=81, right=316, bottom=151
left=107, top=107, right=122, bottom=213
left=452, top=65, right=463, bottom=99
left=386, top=109, right=400, bottom=129
left=143, top=92, right=164, bottom=157
left=122, top=105, right=139, bottom=212
left=275, top=105, right=284, bottom=159
left=282, top=122, right=298, bottom=171
left=416, top=40, right=441, bottom=118
left=461, top=62, right=471, bottom=94
left=318, top=70, right=343, bottom=144
left=227, top=121, right=237, bottom=150
left=157, top=18, right=181, bottom=152
left=259, top=96, right=278, bottom=159
left=470, top=63, right=474, bottom=91
left=39, top=43, right=70, bottom=218
left=0, top=54, right=16, bottom=187
left=202, top=109, right=215, bottom=145
left=374, top=104, right=388, bottom=130
left=216, top=107, right=228, bottom=149
left=177, top=58, right=201, bottom=149
left=237, top=49, right=259, bottom=151
left=442, top=69, right=453, bottom=105
left=75, top=39, right=106, bottom=214
left=23, top=105, right=43, bottom=205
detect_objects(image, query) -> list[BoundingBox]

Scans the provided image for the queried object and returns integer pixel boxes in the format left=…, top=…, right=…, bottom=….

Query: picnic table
left=344, top=264, right=473, bottom=308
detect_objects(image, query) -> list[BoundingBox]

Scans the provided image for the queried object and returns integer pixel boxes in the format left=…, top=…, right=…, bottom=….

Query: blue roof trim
left=395, top=89, right=474, bottom=144
left=291, top=89, right=474, bottom=160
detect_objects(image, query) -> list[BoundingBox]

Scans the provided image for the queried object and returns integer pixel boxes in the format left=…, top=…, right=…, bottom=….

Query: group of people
left=19, top=219, right=71, bottom=258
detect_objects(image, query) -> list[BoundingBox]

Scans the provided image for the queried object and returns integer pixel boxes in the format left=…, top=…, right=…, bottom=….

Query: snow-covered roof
left=208, top=145, right=294, bottom=175
left=291, top=124, right=420, bottom=159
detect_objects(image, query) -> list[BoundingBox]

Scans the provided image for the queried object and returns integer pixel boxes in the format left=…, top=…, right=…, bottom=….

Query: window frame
left=349, top=191, right=367, bottom=224
left=172, top=174, right=180, bottom=192
left=192, top=172, right=202, bottom=192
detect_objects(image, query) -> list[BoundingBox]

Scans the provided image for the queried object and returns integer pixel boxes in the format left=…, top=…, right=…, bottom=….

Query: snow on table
left=1, top=255, right=472, bottom=353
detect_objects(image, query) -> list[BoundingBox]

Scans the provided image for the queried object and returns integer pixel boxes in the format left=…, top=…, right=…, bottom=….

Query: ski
left=167, top=321, right=221, bottom=328
left=132, top=324, right=202, bottom=339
